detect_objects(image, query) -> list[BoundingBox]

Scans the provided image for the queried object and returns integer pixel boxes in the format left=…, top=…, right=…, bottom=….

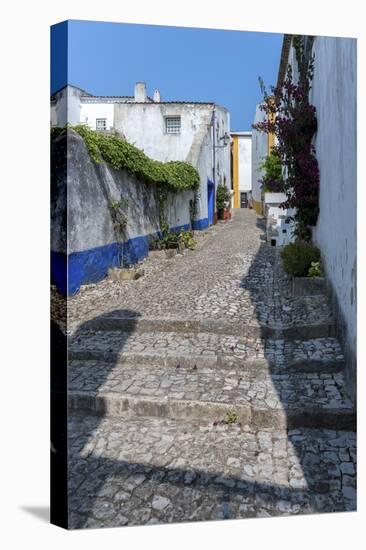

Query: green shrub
left=216, top=184, right=231, bottom=211
left=308, top=261, right=323, bottom=277
left=260, top=151, right=284, bottom=192
left=149, top=229, right=196, bottom=251
left=51, top=126, right=199, bottom=193
left=179, top=229, right=196, bottom=250
left=224, top=407, right=238, bottom=424
left=281, top=241, right=321, bottom=277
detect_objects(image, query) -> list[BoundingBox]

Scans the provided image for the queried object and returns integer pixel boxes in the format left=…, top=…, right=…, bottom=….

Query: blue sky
left=51, top=20, right=283, bottom=131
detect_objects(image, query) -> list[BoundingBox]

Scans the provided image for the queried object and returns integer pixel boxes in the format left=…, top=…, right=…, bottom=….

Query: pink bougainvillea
left=253, top=37, right=320, bottom=240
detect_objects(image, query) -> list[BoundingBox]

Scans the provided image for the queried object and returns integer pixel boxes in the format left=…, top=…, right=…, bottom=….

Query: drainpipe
left=212, top=108, right=216, bottom=222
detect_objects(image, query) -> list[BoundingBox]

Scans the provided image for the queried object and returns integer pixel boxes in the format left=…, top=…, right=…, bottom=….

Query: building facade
left=231, top=132, right=252, bottom=209
left=51, top=82, right=231, bottom=230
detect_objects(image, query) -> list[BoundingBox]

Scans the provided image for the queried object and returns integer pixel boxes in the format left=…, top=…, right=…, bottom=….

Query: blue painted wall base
left=51, top=219, right=208, bottom=295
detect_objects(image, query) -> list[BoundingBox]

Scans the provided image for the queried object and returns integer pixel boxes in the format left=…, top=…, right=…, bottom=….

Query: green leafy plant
left=259, top=151, right=284, bottom=192
left=308, top=261, right=323, bottom=277
left=281, top=240, right=321, bottom=277
left=179, top=229, right=196, bottom=250
left=216, top=184, right=231, bottom=212
left=51, top=125, right=200, bottom=193
left=149, top=229, right=196, bottom=251
left=253, top=35, right=319, bottom=241
left=224, top=408, right=238, bottom=425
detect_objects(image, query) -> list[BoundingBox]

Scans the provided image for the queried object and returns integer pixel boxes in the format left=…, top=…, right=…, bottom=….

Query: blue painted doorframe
left=207, top=179, right=215, bottom=226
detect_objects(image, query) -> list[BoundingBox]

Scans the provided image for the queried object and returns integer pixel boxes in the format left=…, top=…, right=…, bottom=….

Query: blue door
left=207, top=180, right=215, bottom=226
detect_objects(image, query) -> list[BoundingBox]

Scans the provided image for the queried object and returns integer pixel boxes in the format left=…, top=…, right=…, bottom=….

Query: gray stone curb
left=67, top=391, right=356, bottom=431
left=68, top=350, right=345, bottom=374
left=78, top=316, right=336, bottom=340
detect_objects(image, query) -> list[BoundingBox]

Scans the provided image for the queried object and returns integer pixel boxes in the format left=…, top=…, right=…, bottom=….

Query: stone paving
left=68, top=413, right=356, bottom=528
left=57, top=212, right=334, bottom=332
left=62, top=210, right=356, bottom=528
left=69, top=330, right=344, bottom=368
left=68, top=361, right=352, bottom=412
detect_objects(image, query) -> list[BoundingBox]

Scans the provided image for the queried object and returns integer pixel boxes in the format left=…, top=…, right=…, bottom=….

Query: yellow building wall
left=252, top=198, right=263, bottom=215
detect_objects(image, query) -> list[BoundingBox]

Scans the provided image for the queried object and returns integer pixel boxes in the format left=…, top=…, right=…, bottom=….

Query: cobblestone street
left=62, top=209, right=356, bottom=528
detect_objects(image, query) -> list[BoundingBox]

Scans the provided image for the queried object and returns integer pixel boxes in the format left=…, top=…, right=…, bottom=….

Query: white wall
left=114, top=102, right=210, bottom=162
left=238, top=134, right=252, bottom=192
left=286, top=36, right=357, bottom=398
left=80, top=102, right=114, bottom=130
left=114, top=102, right=231, bottom=222
left=310, top=36, right=357, bottom=396
left=50, top=85, right=82, bottom=127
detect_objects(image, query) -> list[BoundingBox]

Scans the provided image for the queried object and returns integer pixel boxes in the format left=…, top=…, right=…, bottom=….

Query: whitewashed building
left=51, top=82, right=231, bottom=230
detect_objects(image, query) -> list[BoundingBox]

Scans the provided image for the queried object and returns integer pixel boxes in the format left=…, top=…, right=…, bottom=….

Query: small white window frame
left=96, top=118, right=107, bottom=131
left=165, top=116, right=181, bottom=134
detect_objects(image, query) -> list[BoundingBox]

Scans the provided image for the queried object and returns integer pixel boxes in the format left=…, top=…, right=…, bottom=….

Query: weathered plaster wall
left=114, top=102, right=212, bottom=162
left=286, top=36, right=357, bottom=398
left=51, top=130, right=193, bottom=294
left=114, top=102, right=231, bottom=224
left=50, top=86, right=83, bottom=127
left=51, top=88, right=231, bottom=228
left=310, top=36, right=357, bottom=398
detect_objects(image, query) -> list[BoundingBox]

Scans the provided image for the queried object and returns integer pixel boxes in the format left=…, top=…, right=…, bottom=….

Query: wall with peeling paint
left=51, top=129, right=195, bottom=295
left=310, top=36, right=357, bottom=399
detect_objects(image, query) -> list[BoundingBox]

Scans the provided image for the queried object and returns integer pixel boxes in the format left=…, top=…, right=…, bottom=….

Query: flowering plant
left=253, top=36, right=319, bottom=240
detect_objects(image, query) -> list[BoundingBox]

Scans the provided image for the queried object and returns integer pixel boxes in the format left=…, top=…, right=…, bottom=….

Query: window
left=96, top=118, right=107, bottom=131
left=165, top=116, right=181, bottom=134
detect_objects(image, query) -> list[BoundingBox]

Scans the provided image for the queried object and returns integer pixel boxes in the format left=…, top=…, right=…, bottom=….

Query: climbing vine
left=253, top=35, right=319, bottom=240
left=51, top=125, right=200, bottom=193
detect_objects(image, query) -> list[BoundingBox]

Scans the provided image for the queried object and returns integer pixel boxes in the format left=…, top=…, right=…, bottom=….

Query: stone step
left=75, top=316, right=336, bottom=340
left=68, top=411, right=356, bottom=528
left=67, top=363, right=355, bottom=430
left=68, top=331, right=345, bottom=373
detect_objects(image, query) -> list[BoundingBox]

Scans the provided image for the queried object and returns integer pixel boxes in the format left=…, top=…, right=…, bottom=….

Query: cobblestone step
left=68, top=352, right=345, bottom=374
left=68, top=412, right=356, bottom=528
left=68, top=331, right=345, bottom=373
left=67, top=363, right=355, bottom=430
left=76, top=316, right=336, bottom=339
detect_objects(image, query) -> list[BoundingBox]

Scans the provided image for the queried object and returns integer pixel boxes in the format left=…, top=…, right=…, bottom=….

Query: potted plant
left=281, top=240, right=326, bottom=296
left=216, top=184, right=231, bottom=221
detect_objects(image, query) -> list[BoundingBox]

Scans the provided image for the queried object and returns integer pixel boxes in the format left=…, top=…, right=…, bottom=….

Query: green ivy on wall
left=51, top=125, right=200, bottom=193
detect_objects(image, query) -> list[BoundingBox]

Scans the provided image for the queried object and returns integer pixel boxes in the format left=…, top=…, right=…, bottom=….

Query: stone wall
left=51, top=129, right=194, bottom=295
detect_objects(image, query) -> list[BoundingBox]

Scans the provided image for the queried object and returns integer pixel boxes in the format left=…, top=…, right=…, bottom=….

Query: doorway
left=240, top=192, right=248, bottom=208
left=207, top=180, right=215, bottom=225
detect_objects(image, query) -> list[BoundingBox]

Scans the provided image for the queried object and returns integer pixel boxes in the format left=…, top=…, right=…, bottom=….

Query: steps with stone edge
left=67, top=327, right=355, bottom=431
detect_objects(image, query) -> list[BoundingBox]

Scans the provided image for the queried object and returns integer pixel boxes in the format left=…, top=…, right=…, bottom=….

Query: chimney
left=153, top=89, right=161, bottom=103
left=134, top=82, right=147, bottom=102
